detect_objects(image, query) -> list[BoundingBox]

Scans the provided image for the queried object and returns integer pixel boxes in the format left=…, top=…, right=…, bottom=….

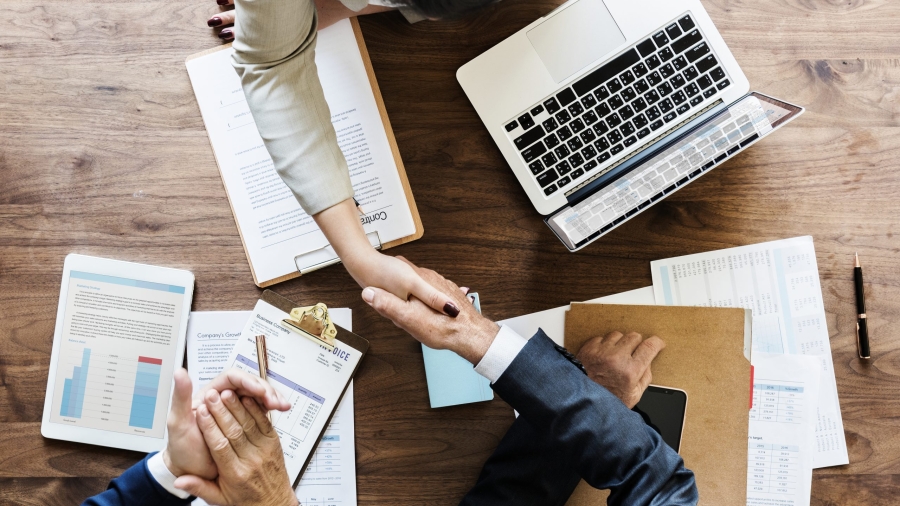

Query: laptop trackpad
left=527, top=0, right=626, bottom=83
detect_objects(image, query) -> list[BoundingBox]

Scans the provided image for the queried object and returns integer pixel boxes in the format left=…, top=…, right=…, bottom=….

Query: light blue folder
left=421, top=293, right=494, bottom=408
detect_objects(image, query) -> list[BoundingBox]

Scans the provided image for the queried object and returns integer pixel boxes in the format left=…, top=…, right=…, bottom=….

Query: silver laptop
left=458, top=0, right=803, bottom=251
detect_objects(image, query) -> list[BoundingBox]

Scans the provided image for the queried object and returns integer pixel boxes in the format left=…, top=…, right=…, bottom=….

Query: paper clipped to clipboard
left=222, top=290, right=369, bottom=487
left=185, top=18, right=423, bottom=287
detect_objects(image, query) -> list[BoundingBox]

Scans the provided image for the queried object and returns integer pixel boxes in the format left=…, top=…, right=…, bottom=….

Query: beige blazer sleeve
left=231, top=0, right=354, bottom=216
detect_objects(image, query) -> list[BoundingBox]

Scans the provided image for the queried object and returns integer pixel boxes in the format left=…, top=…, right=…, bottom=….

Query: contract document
left=748, top=354, right=820, bottom=506
left=650, top=236, right=849, bottom=468
left=186, top=19, right=419, bottom=286
left=187, top=309, right=357, bottom=506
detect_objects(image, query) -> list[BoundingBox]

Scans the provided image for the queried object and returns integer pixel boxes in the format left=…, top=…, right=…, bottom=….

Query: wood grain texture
left=1, top=0, right=898, bottom=503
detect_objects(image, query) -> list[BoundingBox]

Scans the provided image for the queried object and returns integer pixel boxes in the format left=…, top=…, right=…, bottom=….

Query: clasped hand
left=361, top=258, right=665, bottom=409
left=161, top=368, right=298, bottom=506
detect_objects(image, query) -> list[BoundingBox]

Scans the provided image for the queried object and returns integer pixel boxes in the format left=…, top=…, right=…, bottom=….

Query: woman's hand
left=206, top=0, right=395, bottom=43
left=314, top=199, right=462, bottom=317
left=354, top=253, right=463, bottom=317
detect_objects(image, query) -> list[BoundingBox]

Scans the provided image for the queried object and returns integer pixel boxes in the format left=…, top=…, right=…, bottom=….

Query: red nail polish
left=444, top=302, right=460, bottom=318
left=218, top=29, right=233, bottom=40
left=216, top=0, right=229, bottom=5
left=207, top=17, right=222, bottom=27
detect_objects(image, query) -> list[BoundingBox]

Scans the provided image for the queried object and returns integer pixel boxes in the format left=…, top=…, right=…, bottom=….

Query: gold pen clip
left=281, top=303, right=338, bottom=351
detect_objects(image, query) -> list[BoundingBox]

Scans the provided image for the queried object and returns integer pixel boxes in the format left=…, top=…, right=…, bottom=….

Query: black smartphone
left=633, top=385, right=688, bottom=453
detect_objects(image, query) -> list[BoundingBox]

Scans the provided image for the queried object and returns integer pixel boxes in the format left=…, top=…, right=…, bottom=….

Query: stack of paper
left=186, top=311, right=358, bottom=506
left=650, top=236, right=848, bottom=505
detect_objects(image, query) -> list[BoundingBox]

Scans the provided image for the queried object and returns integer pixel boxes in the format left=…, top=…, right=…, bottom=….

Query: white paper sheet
left=187, top=309, right=357, bottom=506
left=498, top=286, right=656, bottom=346
left=185, top=19, right=416, bottom=284
left=747, top=354, right=820, bottom=506
left=650, top=236, right=848, bottom=468
left=186, top=311, right=253, bottom=388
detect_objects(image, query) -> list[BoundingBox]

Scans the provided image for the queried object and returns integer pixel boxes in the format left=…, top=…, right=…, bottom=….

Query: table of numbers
left=748, top=443, right=800, bottom=495
left=297, top=496, right=343, bottom=506
left=750, top=383, right=804, bottom=424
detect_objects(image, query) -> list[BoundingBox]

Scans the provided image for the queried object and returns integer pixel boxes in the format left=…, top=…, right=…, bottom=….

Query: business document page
left=651, top=236, right=849, bottom=468
left=188, top=309, right=357, bottom=506
left=225, top=300, right=361, bottom=491
left=49, top=271, right=187, bottom=439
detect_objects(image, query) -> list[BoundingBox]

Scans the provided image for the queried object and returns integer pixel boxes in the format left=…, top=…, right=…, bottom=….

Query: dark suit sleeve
left=82, top=453, right=193, bottom=506
left=460, top=414, right=582, bottom=506
left=467, top=330, right=698, bottom=506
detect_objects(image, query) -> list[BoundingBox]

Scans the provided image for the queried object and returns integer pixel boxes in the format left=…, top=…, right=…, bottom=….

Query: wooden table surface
left=2, top=0, right=899, bottom=504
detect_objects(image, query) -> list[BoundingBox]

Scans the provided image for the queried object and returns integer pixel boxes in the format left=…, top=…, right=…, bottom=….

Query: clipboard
left=563, top=303, right=752, bottom=505
left=185, top=18, right=424, bottom=288
left=260, top=289, right=369, bottom=487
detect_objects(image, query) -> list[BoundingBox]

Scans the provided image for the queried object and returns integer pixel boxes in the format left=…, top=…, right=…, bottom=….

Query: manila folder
left=563, top=303, right=751, bottom=505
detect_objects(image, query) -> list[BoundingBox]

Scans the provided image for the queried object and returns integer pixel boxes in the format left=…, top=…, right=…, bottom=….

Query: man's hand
left=192, top=368, right=290, bottom=413
left=161, top=368, right=291, bottom=480
left=361, top=258, right=500, bottom=364
left=174, top=390, right=298, bottom=506
left=162, top=369, right=217, bottom=479
left=576, top=331, right=666, bottom=408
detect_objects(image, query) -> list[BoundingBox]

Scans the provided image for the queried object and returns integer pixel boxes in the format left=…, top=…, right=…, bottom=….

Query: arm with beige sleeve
left=230, top=0, right=354, bottom=217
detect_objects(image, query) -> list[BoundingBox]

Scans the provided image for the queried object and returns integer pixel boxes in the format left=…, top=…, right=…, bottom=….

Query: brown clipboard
left=185, top=18, right=424, bottom=288
left=259, top=289, right=369, bottom=488
left=563, top=303, right=752, bottom=506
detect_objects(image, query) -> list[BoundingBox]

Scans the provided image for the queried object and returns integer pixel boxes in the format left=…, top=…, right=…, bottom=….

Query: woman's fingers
left=214, top=0, right=234, bottom=6
left=218, top=28, right=235, bottom=42
left=208, top=10, right=236, bottom=28
left=393, top=256, right=461, bottom=317
left=409, top=275, right=460, bottom=318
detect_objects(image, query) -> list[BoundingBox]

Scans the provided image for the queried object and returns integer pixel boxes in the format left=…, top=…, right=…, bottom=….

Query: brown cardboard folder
left=563, top=303, right=751, bottom=505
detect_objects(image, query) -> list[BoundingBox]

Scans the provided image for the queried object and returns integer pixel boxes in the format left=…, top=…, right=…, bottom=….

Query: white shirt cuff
left=474, top=325, right=528, bottom=383
left=147, top=452, right=192, bottom=499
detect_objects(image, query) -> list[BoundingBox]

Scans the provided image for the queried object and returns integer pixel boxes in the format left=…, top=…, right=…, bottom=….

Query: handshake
left=161, top=260, right=665, bottom=506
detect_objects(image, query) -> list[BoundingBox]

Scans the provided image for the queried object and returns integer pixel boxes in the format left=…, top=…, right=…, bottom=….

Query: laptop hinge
left=563, top=99, right=726, bottom=207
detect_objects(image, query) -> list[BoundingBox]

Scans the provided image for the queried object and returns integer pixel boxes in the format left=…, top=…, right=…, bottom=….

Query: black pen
left=854, top=253, right=870, bottom=359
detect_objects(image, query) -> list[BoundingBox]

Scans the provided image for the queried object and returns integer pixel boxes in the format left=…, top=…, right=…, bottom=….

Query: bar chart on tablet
left=57, top=347, right=164, bottom=431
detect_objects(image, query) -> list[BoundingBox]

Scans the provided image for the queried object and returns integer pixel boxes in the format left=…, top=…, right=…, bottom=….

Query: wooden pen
left=255, top=334, right=273, bottom=421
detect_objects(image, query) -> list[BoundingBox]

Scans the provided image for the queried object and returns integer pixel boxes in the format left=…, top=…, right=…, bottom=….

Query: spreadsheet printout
left=650, top=236, right=848, bottom=468
left=191, top=307, right=357, bottom=506
left=748, top=354, right=820, bottom=506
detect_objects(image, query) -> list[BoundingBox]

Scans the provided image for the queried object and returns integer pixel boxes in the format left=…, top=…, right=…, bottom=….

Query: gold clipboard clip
left=281, top=303, right=338, bottom=351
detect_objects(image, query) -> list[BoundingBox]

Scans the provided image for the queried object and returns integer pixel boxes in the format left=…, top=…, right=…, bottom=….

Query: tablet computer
left=41, top=254, right=195, bottom=453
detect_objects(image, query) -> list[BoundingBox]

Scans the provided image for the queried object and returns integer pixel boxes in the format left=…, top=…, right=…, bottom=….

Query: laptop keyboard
left=548, top=95, right=774, bottom=248
left=503, top=13, right=732, bottom=197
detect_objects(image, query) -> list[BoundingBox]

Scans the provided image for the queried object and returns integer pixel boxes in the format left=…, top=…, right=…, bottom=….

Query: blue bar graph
left=129, top=356, right=162, bottom=429
left=60, top=348, right=91, bottom=418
